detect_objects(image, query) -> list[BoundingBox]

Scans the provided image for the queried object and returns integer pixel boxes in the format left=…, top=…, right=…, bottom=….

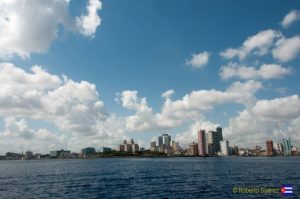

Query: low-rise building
left=81, top=147, right=96, bottom=156
left=103, top=147, right=112, bottom=153
left=189, top=142, right=198, bottom=156
left=50, top=149, right=70, bottom=158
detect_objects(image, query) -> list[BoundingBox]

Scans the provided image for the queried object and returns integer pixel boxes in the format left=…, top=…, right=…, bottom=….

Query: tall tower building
left=206, top=127, right=223, bottom=155
left=283, top=138, right=292, bottom=156
left=266, top=140, right=274, bottom=156
left=158, top=136, right=163, bottom=147
left=216, top=127, right=223, bottom=141
left=198, top=129, right=207, bottom=156
left=162, top=134, right=171, bottom=147
left=277, top=142, right=284, bottom=155
left=207, top=131, right=219, bottom=155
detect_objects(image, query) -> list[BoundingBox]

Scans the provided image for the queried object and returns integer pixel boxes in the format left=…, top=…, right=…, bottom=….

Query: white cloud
left=0, top=62, right=126, bottom=153
left=161, top=89, right=175, bottom=99
left=281, top=10, right=300, bottom=28
left=0, top=117, right=66, bottom=154
left=120, top=90, right=151, bottom=112
left=274, top=87, right=287, bottom=95
left=0, top=0, right=102, bottom=59
left=220, top=29, right=281, bottom=60
left=186, top=52, right=210, bottom=69
left=119, top=90, right=155, bottom=131
left=76, top=0, right=102, bottom=37
left=225, top=95, right=300, bottom=147
left=220, top=62, right=292, bottom=80
left=252, top=95, right=300, bottom=121
left=119, top=81, right=262, bottom=131
left=272, top=36, right=300, bottom=62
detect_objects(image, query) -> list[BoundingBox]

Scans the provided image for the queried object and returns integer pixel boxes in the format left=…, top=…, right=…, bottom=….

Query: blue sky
left=0, top=0, right=300, bottom=153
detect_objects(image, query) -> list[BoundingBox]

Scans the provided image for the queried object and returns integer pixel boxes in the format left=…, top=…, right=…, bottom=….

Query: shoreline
left=1, top=155, right=299, bottom=161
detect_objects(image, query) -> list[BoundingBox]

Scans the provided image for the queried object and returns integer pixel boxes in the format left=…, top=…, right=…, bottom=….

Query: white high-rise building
left=220, top=140, right=229, bottom=156
left=162, top=134, right=171, bottom=147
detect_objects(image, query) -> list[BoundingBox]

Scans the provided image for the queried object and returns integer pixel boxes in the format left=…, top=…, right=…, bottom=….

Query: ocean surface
left=0, top=157, right=299, bottom=198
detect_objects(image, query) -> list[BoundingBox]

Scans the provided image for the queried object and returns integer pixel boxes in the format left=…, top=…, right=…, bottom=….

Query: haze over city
left=0, top=0, right=300, bottom=154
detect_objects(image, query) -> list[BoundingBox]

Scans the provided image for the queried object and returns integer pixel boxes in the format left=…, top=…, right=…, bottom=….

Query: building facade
left=198, top=129, right=207, bottom=156
left=162, top=134, right=171, bottom=147
left=189, top=142, right=198, bottom=156
left=266, top=140, right=274, bottom=156
left=150, top=141, right=157, bottom=152
left=207, top=129, right=223, bottom=155
left=50, top=149, right=70, bottom=158
left=283, top=138, right=292, bottom=156
left=119, top=139, right=139, bottom=153
left=81, top=147, right=96, bottom=156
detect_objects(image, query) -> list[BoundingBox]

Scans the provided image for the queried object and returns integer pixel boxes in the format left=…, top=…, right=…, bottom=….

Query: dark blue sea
left=0, top=157, right=299, bottom=198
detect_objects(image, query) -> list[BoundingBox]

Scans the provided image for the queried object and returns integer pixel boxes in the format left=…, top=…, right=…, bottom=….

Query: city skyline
left=0, top=1, right=300, bottom=154
left=1, top=126, right=297, bottom=157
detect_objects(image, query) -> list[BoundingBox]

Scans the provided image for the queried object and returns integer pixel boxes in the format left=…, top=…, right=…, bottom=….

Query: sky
left=0, top=0, right=300, bottom=154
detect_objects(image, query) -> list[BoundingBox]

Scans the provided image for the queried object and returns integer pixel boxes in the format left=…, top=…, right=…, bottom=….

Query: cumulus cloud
left=119, top=90, right=155, bottom=131
left=220, top=62, right=292, bottom=80
left=0, top=62, right=126, bottom=153
left=0, top=0, right=102, bottom=59
left=118, top=81, right=262, bottom=131
left=0, top=63, right=298, bottom=152
left=76, top=0, right=102, bottom=37
left=281, top=10, right=300, bottom=28
left=186, top=52, right=210, bottom=69
left=161, top=89, right=175, bottom=99
left=272, top=35, right=300, bottom=62
left=252, top=95, right=300, bottom=121
left=0, top=117, right=65, bottom=154
left=225, top=95, right=300, bottom=147
left=220, top=29, right=281, bottom=60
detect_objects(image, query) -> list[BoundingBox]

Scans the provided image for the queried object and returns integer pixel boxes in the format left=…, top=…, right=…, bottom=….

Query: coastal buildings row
left=188, top=127, right=225, bottom=156
left=188, top=127, right=297, bottom=157
left=150, top=134, right=181, bottom=155
left=119, top=139, right=140, bottom=153
left=0, top=129, right=299, bottom=160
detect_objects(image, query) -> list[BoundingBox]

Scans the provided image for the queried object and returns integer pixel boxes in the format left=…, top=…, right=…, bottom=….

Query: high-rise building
left=158, top=136, right=163, bottom=147
left=172, top=141, right=181, bottom=152
left=220, top=140, right=229, bottom=156
left=266, top=140, right=274, bottom=156
left=207, top=130, right=221, bottom=155
left=216, top=127, right=223, bottom=141
left=119, top=145, right=125, bottom=152
left=198, top=129, right=206, bottom=156
left=132, top=144, right=139, bottom=153
left=124, top=144, right=132, bottom=152
left=162, top=134, right=171, bottom=147
left=283, top=138, right=292, bottom=156
left=189, top=142, right=198, bottom=156
left=150, top=141, right=156, bottom=152
left=119, top=139, right=139, bottom=153
left=277, top=142, right=284, bottom=155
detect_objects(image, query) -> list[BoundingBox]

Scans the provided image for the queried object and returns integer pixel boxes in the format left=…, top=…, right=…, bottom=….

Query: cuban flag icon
left=281, top=184, right=293, bottom=196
